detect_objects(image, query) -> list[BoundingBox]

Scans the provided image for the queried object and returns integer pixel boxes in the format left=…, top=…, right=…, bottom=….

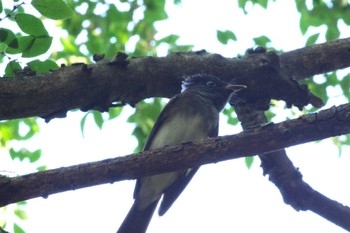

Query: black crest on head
left=181, top=74, right=234, bottom=112
left=181, top=74, right=226, bottom=92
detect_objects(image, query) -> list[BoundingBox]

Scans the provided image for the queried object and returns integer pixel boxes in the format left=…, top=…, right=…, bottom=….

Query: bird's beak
left=225, top=84, right=247, bottom=92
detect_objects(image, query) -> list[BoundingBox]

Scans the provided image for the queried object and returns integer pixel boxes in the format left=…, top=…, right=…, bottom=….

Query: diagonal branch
left=235, top=105, right=350, bottom=231
left=0, top=103, right=349, bottom=216
left=260, top=149, right=350, bottom=232
left=0, top=38, right=349, bottom=121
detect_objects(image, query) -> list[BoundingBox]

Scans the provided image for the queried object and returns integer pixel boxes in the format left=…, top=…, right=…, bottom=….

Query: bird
left=117, top=74, right=246, bottom=233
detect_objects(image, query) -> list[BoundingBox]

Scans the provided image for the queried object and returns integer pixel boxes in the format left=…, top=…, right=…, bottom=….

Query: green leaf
left=245, top=156, right=254, bottom=169
left=299, top=13, right=309, bottom=35
left=325, top=24, right=340, bottom=40
left=332, top=136, right=344, bottom=157
left=0, top=29, right=11, bottom=42
left=256, top=0, right=268, bottom=9
left=238, top=0, right=247, bottom=11
left=307, top=80, right=328, bottom=104
left=253, top=35, right=271, bottom=47
left=340, top=74, right=350, bottom=101
left=305, top=33, right=319, bottom=46
left=217, top=30, right=237, bottom=45
left=223, top=107, right=239, bottom=125
left=4, top=61, right=22, bottom=77
left=264, top=109, right=276, bottom=122
left=59, top=35, right=80, bottom=54
left=342, top=10, right=350, bottom=25
left=17, top=201, right=27, bottom=206
left=0, top=28, right=18, bottom=48
left=295, top=0, right=306, bottom=13
left=32, top=0, right=74, bottom=20
left=9, top=148, right=41, bottom=162
left=9, top=148, right=24, bottom=161
left=93, top=111, right=104, bottom=129
left=157, top=34, right=180, bottom=45
left=14, top=13, right=48, bottom=36
left=0, top=1, right=3, bottom=13
left=128, top=99, right=164, bottom=152
left=144, top=0, right=168, bottom=22
left=20, top=118, right=40, bottom=140
left=81, top=108, right=121, bottom=135
left=238, top=0, right=268, bottom=13
left=8, top=37, right=19, bottom=49
left=0, top=42, right=7, bottom=52
left=108, top=107, right=122, bottom=120
left=13, top=223, right=25, bottom=233
left=22, top=36, right=53, bottom=58
left=37, top=165, right=48, bottom=171
left=80, top=113, right=89, bottom=137
left=27, top=59, right=59, bottom=73
left=6, top=36, right=35, bottom=54
left=28, top=149, right=42, bottom=163
left=14, top=209, right=28, bottom=220
left=344, top=135, right=350, bottom=146
left=324, top=72, right=338, bottom=86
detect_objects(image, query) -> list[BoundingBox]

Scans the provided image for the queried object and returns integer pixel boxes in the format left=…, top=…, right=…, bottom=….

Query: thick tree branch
left=280, top=37, right=350, bottom=80
left=0, top=38, right=349, bottom=121
left=261, top=149, right=350, bottom=231
left=235, top=105, right=350, bottom=231
left=0, top=103, right=349, bottom=210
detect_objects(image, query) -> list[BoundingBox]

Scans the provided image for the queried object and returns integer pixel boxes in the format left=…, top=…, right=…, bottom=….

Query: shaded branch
left=261, top=149, right=350, bottom=231
left=280, top=37, right=350, bottom=80
left=0, top=103, right=349, bottom=209
left=235, top=105, right=350, bottom=231
left=0, top=38, right=349, bottom=121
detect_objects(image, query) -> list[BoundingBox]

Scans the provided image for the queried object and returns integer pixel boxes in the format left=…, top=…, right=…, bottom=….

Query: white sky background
left=1, top=0, right=350, bottom=232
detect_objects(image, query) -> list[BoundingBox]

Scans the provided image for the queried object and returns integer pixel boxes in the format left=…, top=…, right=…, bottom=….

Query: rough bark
left=0, top=104, right=349, bottom=217
left=1, top=38, right=349, bottom=121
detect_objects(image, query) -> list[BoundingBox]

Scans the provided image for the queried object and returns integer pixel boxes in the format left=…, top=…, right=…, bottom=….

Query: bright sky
left=1, top=1, right=350, bottom=233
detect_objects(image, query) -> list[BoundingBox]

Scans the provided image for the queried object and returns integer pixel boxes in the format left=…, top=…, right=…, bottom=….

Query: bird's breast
left=149, top=111, right=217, bottom=150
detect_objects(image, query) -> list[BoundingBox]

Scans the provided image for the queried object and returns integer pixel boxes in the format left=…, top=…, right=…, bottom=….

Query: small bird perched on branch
left=117, top=74, right=246, bottom=233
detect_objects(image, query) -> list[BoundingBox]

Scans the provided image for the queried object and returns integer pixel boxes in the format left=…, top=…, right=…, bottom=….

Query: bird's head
left=181, top=74, right=246, bottom=111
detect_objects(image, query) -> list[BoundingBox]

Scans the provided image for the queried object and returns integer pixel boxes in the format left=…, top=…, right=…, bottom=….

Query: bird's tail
left=117, top=199, right=159, bottom=233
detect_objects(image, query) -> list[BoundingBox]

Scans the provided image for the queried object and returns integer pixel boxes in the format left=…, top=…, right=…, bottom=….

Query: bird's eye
left=206, top=81, right=216, bottom=87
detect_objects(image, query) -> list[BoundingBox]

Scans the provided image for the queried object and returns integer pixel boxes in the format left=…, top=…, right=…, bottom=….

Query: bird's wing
left=158, top=123, right=218, bottom=216
left=143, top=95, right=181, bottom=151
left=133, top=94, right=182, bottom=199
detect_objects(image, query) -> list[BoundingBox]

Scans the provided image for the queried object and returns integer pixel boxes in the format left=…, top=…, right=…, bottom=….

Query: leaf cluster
left=0, top=0, right=73, bottom=76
